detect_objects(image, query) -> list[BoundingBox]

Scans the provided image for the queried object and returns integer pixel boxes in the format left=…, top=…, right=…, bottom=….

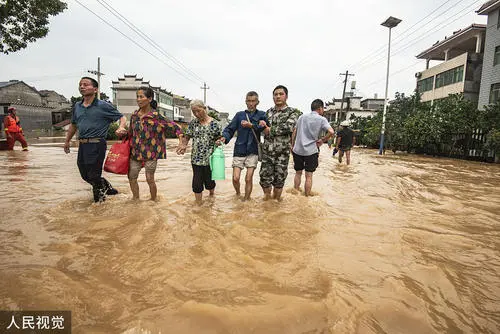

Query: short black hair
left=80, top=76, right=98, bottom=88
left=246, top=91, right=259, bottom=99
left=273, top=85, right=288, bottom=96
left=311, top=99, right=324, bottom=111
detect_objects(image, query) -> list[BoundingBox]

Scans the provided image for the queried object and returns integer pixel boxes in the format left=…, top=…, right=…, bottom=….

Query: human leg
left=87, top=141, right=107, bottom=202
left=244, top=167, right=255, bottom=200
left=304, top=172, right=313, bottom=196
left=192, top=164, right=204, bottom=203
left=15, top=132, right=28, bottom=150
left=128, top=159, right=142, bottom=200
left=202, top=165, right=216, bottom=196
left=144, top=160, right=158, bottom=200
left=303, top=153, right=318, bottom=196
left=6, top=134, right=15, bottom=150
left=272, top=152, right=290, bottom=201
left=232, top=167, right=242, bottom=196
left=292, top=152, right=305, bottom=191
left=345, top=150, right=351, bottom=165
left=259, top=154, right=274, bottom=200
left=294, top=170, right=302, bottom=190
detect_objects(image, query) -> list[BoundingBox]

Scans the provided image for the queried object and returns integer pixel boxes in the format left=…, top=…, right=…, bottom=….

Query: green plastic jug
left=210, top=145, right=225, bottom=180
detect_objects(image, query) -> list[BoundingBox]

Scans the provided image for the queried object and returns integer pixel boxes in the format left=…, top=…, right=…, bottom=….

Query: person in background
left=217, top=91, right=267, bottom=201
left=64, top=77, right=127, bottom=203
left=4, top=107, right=28, bottom=151
left=128, top=86, right=183, bottom=201
left=291, top=99, right=334, bottom=196
left=258, top=85, right=301, bottom=201
left=176, top=99, right=222, bottom=204
left=336, top=120, right=355, bottom=165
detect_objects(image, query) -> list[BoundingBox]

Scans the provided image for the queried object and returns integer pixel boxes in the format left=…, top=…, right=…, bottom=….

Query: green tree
left=208, top=110, right=220, bottom=121
left=106, top=122, right=119, bottom=140
left=0, top=0, right=67, bottom=54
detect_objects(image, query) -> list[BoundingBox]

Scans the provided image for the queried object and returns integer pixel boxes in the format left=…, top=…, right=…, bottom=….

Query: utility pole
left=339, top=70, right=354, bottom=123
left=88, top=57, right=105, bottom=99
left=200, top=82, right=210, bottom=104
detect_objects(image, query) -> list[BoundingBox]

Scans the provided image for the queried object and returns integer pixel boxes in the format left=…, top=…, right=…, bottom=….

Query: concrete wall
left=478, top=9, right=500, bottom=109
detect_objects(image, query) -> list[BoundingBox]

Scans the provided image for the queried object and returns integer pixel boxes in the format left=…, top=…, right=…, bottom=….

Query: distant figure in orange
left=3, top=107, right=28, bottom=151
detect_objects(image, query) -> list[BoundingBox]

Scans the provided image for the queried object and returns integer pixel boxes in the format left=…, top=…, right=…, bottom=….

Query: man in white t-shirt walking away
left=291, top=99, right=334, bottom=196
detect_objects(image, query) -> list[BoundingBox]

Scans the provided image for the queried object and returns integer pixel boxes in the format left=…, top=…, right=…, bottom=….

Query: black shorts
left=292, top=152, right=319, bottom=172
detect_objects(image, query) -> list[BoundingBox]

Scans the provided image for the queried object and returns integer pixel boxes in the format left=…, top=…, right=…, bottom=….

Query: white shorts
left=232, top=154, right=258, bottom=169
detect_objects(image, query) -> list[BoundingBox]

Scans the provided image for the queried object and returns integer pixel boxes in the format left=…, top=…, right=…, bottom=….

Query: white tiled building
left=415, top=24, right=486, bottom=105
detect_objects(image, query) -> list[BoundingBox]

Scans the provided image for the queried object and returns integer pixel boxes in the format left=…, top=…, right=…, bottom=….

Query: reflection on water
left=0, top=140, right=499, bottom=333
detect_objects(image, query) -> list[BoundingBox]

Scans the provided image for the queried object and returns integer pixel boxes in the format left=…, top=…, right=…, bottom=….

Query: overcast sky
left=1, top=0, right=487, bottom=116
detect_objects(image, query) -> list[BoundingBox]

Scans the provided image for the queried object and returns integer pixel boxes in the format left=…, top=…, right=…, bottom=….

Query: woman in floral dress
left=176, top=99, right=222, bottom=203
left=128, top=87, right=182, bottom=200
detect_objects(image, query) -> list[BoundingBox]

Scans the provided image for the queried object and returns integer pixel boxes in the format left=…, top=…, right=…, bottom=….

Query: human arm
left=335, top=135, right=342, bottom=150
left=176, top=135, right=191, bottom=155
left=3, top=116, right=11, bottom=138
left=177, top=121, right=194, bottom=154
left=316, top=127, right=335, bottom=147
left=64, top=124, right=77, bottom=154
left=115, top=116, right=127, bottom=136
left=221, top=114, right=239, bottom=144
left=291, top=127, right=297, bottom=149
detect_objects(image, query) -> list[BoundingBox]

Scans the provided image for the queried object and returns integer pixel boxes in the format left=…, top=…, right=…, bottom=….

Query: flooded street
left=0, top=140, right=499, bottom=333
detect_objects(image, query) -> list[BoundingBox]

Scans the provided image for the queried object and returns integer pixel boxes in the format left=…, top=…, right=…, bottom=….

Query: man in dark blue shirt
left=64, top=77, right=127, bottom=202
left=218, top=91, right=267, bottom=200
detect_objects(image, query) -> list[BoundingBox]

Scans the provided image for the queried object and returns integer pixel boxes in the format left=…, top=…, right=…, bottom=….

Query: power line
left=361, top=60, right=422, bottom=90
left=353, top=0, right=481, bottom=75
left=76, top=0, right=231, bottom=111
left=72, top=0, right=201, bottom=86
left=350, top=0, right=472, bottom=72
left=95, top=0, right=206, bottom=84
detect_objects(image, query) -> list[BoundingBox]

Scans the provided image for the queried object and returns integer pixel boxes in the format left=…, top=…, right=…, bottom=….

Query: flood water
left=0, top=139, right=499, bottom=333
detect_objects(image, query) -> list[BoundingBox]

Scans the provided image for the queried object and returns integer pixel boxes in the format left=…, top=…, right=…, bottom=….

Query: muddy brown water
left=0, top=139, right=499, bottom=333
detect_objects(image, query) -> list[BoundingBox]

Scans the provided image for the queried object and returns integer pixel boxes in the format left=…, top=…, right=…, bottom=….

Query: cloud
left=0, top=0, right=487, bottom=117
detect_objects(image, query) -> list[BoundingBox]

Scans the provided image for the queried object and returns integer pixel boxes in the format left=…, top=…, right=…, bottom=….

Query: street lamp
left=379, top=16, right=402, bottom=155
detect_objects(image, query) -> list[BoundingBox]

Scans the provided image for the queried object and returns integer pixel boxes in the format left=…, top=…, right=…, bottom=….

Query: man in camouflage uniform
left=258, top=85, right=301, bottom=201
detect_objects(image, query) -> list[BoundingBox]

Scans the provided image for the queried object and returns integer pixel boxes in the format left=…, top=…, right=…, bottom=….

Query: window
left=435, top=65, right=464, bottom=88
left=494, top=46, right=500, bottom=66
left=417, top=76, right=434, bottom=92
left=490, top=83, right=500, bottom=104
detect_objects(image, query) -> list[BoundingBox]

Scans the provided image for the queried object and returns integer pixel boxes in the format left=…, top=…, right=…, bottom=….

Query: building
left=360, top=96, right=385, bottom=111
left=39, top=90, right=72, bottom=124
left=325, top=96, right=371, bottom=123
left=112, top=74, right=151, bottom=117
left=39, top=90, right=71, bottom=109
left=173, top=95, right=192, bottom=123
left=0, top=80, right=56, bottom=137
left=111, top=74, right=179, bottom=120
left=477, top=0, right=500, bottom=109
left=415, top=24, right=486, bottom=105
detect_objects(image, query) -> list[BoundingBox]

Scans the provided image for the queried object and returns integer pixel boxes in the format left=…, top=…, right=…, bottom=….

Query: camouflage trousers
left=259, top=149, right=291, bottom=188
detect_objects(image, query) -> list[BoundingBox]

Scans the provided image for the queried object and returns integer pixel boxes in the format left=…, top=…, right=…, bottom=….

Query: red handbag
left=104, top=139, right=130, bottom=175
